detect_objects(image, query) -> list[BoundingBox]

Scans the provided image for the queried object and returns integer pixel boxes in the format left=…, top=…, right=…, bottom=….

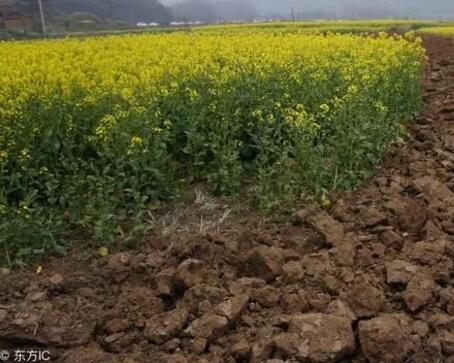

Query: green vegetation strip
left=0, top=32, right=424, bottom=266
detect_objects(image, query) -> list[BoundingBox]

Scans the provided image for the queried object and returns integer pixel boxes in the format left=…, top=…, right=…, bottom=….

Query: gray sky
left=161, top=0, right=454, bottom=17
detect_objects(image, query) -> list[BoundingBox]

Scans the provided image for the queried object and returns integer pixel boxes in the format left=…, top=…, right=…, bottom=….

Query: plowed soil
left=1, top=35, right=454, bottom=363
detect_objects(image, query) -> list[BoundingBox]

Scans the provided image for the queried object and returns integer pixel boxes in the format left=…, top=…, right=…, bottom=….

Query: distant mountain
left=0, top=0, right=38, bottom=16
left=50, top=0, right=173, bottom=24
left=170, top=0, right=258, bottom=22
left=171, top=0, right=216, bottom=22
left=163, top=0, right=454, bottom=18
left=1, top=0, right=174, bottom=24
left=219, top=1, right=258, bottom=21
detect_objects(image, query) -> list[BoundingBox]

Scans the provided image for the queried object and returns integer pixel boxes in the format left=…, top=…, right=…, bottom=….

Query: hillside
left=0, top=0, right=173, bottom=25
left=50, top=0, right=173, bottom=24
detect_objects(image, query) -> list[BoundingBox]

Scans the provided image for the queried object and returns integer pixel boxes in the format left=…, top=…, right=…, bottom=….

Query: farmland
left=199, top=19, right=450, bottom=34
left=0, top=31, right=424, bottom=266
left=419, top=25, right=454, bottom=36
left=2, top=19, right=454, bottom=363
left=2, top=19, right=454, bottom=41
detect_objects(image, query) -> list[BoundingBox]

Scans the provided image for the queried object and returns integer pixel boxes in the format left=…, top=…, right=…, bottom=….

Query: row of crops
left=198, top=20, right=454, bottom=37
left=199, top=20, right=452, bottom=34
left=419, top=26, right=454, bottom=36
left=0, top=31, right=425, bottom=266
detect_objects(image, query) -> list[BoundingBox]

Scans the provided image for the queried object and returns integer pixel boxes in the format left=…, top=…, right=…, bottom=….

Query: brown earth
left=1, top=35, right=454, bottom=363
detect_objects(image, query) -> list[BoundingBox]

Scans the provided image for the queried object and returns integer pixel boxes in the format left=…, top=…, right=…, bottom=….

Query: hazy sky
left=160, top=0, right=454, bottom=17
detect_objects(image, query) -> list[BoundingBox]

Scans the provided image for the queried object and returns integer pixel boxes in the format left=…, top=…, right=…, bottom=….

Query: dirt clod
left=359, top=206, right=387, bottom=227
left=190, top=337, right=207, bottom=354
left=175, top=259, right=207, bottom=290
left=439, top=330, right=454, bottom=355
left=359, top=314, right=413, bottom=363
left=231, top=338, right=251, bottom=359
left=0, top=310, right=7, bottom=323
left=243, top=246, right=285, bottom=282
left=325, top=300, right=356, bottom=322
left=273, top=332, right=305, bottom=359
left=282, top=261, right=305, bottom=284
left=155, top=268, right=176, bottom=297
left=49, top=273, right=64, bottom=286
left=403, top=272, right=435, bottom=312
left=184, top=313, right=228, bottom=340
left=145, top=309, right=189, bottom=344
left=306, top=213, right=345, bottom=246
left=288, top=313, right=355, bottom=362
left=214, top=294, right=249, bottom=321
left=347, top=274, right=385, bottom=318
left=252, top=286, right=281, bottom=308
left=386, top=259, right=418, bottom=285
left=407, top=240, right=447, bottom=265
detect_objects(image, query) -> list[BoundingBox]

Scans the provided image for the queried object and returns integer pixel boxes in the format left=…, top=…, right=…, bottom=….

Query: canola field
left=0, top=31, right=424, bottom=265
left=419, top=26, right=454, bottom=36
left=198, top=20, right=444, bottom=35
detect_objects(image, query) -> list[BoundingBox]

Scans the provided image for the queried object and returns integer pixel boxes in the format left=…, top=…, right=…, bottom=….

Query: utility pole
left=216, top=0, right=220, bottom=24
left=37, top=0, right=47, bottom=35
left=291, top=6, right=295, bottom=22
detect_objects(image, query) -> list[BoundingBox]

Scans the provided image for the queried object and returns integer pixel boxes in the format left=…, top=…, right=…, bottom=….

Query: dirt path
left=1, top=36, right=454, bottom=363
